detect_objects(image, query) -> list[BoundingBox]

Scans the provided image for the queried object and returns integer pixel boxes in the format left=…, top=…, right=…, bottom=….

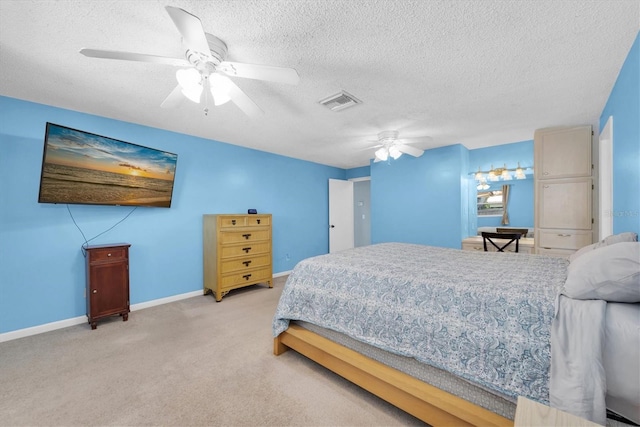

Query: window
left=477, top=190, right=504, bottom=216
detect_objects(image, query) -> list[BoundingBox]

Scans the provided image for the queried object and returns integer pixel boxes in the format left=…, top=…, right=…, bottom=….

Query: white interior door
left=599, top=116, right=613, bottom=240
left=329, top=178, right=354, bottom=253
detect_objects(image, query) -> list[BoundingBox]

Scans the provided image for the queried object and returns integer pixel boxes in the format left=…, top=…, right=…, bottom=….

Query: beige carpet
left=0, top=276, right=423, bottom=426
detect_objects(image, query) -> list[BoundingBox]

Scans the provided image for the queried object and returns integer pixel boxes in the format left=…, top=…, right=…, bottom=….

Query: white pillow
left=564, top=242, right=640, bottom=302
left=569, top=232, right=638, bottom=263
left=603, top=231, right=638, bottom=245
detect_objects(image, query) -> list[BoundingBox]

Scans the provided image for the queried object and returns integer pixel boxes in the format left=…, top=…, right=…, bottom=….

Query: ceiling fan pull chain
left=203, top=75, right=211, bottom=116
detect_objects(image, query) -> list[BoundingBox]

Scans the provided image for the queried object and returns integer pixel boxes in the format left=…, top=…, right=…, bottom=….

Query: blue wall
left=0, top=96, right=344, bottom=333
left=371, top=144, right=468, bottom=248
left=600, top=32, right=640, bottom=236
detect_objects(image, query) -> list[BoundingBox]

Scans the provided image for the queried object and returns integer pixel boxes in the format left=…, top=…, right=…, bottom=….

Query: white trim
left=349, top=176, right=371, bottom=182
left=129, top=290, right=203, bottom=311
left=0, top=316, right=87, bottom=343
left=274, top=270, right=291, bottom=277
left=599, top=116, right=613, bottom=240
left=0, top=271, right=292, bottom=343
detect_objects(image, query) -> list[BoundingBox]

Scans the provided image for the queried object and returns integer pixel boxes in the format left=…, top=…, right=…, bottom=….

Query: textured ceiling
left=1, top=0, right=638, bottom=169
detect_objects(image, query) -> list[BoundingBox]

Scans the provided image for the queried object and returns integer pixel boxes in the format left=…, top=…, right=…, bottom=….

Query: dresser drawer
left=88, top=247, right=127, bottom=262
left=219, top=229, right=270, bottom=244
left=537, top=230, right=592, bottom=250
left=220, top=267, right=272, bottom=289
left=462, top=243, right=484, bottom=252
left=218, top=216, right=248, bottom=227
left=248, top=215, right=270, bottom=227
left=219, top=242, right=271, bottom=258
left=536, top=247, right=574, bottom=258
left=220, top=254, right=271, bottom=274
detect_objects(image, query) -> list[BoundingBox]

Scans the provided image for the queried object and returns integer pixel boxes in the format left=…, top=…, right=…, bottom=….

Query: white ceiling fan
left=79, top=6, right=300, bottom=117
left=371, top=131, right=429, bottom=162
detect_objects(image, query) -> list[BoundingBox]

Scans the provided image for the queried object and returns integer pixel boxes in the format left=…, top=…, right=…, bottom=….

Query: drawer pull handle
left=242, top=233, right=252, bottom=240
left=543, top=185, right=550, bottom=188
left=231, top=219, right=236, bottom=225
left=243, top=260, right=251, bottom=267
left=107, top=253, right=112, bottom=257
left=92, top=289, right=97, bottom=294
left=242, top=247, right=251, bottom=253
left=557, top=234, right=571, bottom=237
left=257, top=219, right=261, bottom=224
left=243, top=274, right=252, bottom=281
left=543, top=172, right=549, bottom=175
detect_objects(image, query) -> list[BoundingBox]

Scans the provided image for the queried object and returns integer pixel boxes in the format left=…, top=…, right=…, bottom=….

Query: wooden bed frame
left=274, top=324, right=513, bottom=427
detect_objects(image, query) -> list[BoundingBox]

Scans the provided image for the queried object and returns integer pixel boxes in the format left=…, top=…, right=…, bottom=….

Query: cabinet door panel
left=89, top=262, right=128, bottom=316
left=538, top=178, right=592, bottom=229
left=535, top=126, right=592, bottom=179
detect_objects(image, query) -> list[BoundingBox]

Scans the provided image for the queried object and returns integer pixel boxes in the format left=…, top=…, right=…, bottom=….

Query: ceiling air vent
left=319, top=90, right=362, bottom=112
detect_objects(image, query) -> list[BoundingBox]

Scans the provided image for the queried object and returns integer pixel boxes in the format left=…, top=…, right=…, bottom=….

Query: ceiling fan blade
left=160, top=85, right=187, bottom=109
left=225, top=78, right=263, bottom=118
left=396, top=144, right=424, bottom=158
left=80, top=49, right=190, bottom=66
left=219, top=61, right=300, bottom=85
left=400, top=136, right=433, bottom=145
left=165, top=6, right=212, bottom=58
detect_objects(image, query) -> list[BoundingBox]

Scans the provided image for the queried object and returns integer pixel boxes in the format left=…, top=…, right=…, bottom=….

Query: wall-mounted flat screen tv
left=38, top=123, right=178, bottom=208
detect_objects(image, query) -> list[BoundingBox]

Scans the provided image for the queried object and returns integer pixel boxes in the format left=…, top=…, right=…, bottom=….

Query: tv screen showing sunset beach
left=38, top=123, right=178, bottom=208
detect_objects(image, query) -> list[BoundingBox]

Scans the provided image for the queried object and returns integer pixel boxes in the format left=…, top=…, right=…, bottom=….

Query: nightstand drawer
left=219, top=242, right=271, bottom=258
left=219, top=229, right=270, bottom=244
left=88, top=247, right=127, bottom=262
left=220, top=254, right=271, bottom=273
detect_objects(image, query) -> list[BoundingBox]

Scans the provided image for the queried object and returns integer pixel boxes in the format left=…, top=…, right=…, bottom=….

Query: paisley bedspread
left=273, top=242, right=568, bottom=403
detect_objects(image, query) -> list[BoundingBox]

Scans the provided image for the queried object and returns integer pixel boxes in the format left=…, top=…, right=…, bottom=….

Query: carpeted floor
left=0, top=276, right=423, bottom=426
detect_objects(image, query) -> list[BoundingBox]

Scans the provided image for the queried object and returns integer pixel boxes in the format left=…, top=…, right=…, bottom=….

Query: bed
left=272, top=241, right=640, bottom=426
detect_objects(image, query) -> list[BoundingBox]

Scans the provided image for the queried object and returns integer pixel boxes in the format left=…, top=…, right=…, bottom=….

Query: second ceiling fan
left=80, top=6, right=300, bottom=117
left=371, top=131, right=429, bottom=162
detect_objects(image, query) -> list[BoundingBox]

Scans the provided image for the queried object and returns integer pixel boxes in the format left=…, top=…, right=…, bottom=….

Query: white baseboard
left=130, top=290, right=203, bottom=311
left=274, top=270, right=291, bottom=278
left=0, top=316, right=88, bottom=343
left=0, top=272, right=291, bottom=344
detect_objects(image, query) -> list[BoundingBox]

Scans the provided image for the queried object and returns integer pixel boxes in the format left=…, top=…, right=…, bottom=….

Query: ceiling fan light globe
left=181, top=85, right=203, bottom=103
left=176, top=68, right=201, bottom=88
left=388, top=145, right=402, bottom=159
left=375, top=147, right=389, bottom=161
left=176, top=68, right=203, bottom=103
left=209, top=73, right=232, bottom=106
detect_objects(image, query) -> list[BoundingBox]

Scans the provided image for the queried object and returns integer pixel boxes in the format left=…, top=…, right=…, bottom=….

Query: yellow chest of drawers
left=203, top=214, right=273, bottom=301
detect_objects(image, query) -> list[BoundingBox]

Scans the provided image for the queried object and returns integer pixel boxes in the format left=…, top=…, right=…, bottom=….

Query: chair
left=481, top=232, right=521, bottom=253
left=496, top=227, right=529, bottom=238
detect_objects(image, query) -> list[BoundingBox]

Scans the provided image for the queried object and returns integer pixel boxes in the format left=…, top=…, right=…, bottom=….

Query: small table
left=514, top=397, right=600, bottom=427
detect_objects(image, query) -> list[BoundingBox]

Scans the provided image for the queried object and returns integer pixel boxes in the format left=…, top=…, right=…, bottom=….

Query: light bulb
left=501, top=164, right=512, bottom=180
left=176, top=68, right=202, bottom=103
left=388, top=145, right=402, bottom=159
left=375, top=147, right=388, bottom=161
left=209, top=73, right=232, bottom=106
